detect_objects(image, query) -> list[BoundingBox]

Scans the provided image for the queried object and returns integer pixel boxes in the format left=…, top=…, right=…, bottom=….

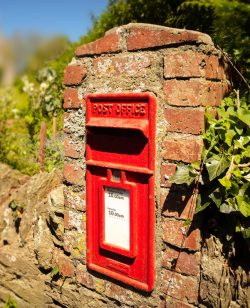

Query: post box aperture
left=86, top=93, right=156, bottom=291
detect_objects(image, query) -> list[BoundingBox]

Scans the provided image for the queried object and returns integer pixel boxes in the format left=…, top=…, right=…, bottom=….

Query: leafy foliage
left=0, top=87, right=39, bottom=174
left=172, top=92, right=250, bottom=241
left=51, top=265, right=60, bottom=277
left=4, top=298, right=18, bottom=308
left=45, top=135, right=64, bottom=172
left=0, top=66, right=65, bottom=174
left=0, top=34, right=74, bottom=174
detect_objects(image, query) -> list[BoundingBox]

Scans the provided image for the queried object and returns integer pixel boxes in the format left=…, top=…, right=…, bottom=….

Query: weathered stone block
left=64, top=210, right=84, bottom=232
left=64, top=187, right=86, bottom=212
left=52, top=249, right=75, bottom=277
left=76, top=264, right=94, bottom=289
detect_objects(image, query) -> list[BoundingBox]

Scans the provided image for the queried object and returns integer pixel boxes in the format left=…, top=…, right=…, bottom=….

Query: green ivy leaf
left=171, top=164, right=197, bottom=185
left=51, top=266, right=59, bottom=277
left=219, top=176, right=232, bottom=190
left=184, top=218, right=192, bottom=226
left=24, top=114, right=34, bottom=124
left=205, top=156, right=230, bottom=181
left=230, top=181, right=240, bottom=195
left=243, top=173, right=250, bottom=182
left=238, top=183, right=250, bottom=196
left=9, top=200, right=17, bottom=210
left=236, top=196, right=250, bottom=217
left=242, top=147, right=250, bottom=157
left=191, top=161, right=201, bottom=170
left=234, top=155, right=241, bottom=164
left=241, top=227, right=250, bottom=239
left=219, top=202, right=237, bottom=214
left=209, top=188, right=222, bottom=207
left=238, top=108, right=250, bottom=126
left=225, top=129, right=236, bottom=146
left=231, top=168, right=242, bottom=178
left=195, top=194, right=211, bottom=213
left=235, top=127, right=243, bottom=135
left=235, top=221, right=242, bottom=232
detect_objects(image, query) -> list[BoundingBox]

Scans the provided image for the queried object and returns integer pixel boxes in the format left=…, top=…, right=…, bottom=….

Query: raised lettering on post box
left=86, top=93, right=156, bottom=291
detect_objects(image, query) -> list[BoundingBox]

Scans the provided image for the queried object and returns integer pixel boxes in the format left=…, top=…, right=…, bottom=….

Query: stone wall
left=62, top=23, right=230, bottom=307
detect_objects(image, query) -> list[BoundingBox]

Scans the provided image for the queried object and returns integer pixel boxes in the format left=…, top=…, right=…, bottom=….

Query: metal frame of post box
left=86, top=93, right=156, bottom=292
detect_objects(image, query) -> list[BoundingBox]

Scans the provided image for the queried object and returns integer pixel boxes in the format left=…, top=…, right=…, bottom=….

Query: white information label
left=104, top=186, right=130, bottom=250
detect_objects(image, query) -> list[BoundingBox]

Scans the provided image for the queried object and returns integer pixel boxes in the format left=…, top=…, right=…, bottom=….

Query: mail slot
left=86, top=93, right=156, bottom=291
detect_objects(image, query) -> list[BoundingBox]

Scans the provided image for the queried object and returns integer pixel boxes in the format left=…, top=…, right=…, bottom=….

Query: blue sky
left=0, top=0, right=109, bottom=41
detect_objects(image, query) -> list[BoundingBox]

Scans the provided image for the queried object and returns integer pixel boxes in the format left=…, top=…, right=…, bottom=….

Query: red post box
left=86, top=93, right=156, bottom=291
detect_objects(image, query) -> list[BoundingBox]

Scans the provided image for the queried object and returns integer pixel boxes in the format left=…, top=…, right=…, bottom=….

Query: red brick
left=63, top=65, right=86, bottom=86
left=63, top=88, right=84, bottom=109
left=76, top=264, right=94, bottom=288
left=52, top=250, right=74, bottom=277
left=64, top=187, right=86, bottom=212
left=93, top=54, right=151, bottom=76
left=161, top=163, right=176, bottom=187
left=64, top=211, right=70, bottom=229
left=161, top=189, right=196, bottom=220
left=59, top=257, right=74, bottom=277
left=162, top=247, right=200, bottom=276
left=64, top=135, right=83, bottom=158
left=162, top=137, right=203, bottom=163
left=126, top=24, right=212, bottom=51
left=64, top=210, right=84, bottom=231
left=164, top=79, right=228, bottom=107
left=164, top=108, right=204, bottom=134
left=161, top=269, right=199, bottom=304
left=64, top=163, right=84, bottom=186
left=76, top=30, right=121, bottom=56
left=162, top=218, right=200, bottom=251
left=164, top=51, right=225, bottom=80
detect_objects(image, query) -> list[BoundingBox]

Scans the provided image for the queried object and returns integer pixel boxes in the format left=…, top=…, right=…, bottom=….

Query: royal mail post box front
left=86, top=93, right=156, bottom=291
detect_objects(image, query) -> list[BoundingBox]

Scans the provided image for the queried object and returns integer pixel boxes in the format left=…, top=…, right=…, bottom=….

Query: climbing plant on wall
left=172, top=91, right=250, bottom=242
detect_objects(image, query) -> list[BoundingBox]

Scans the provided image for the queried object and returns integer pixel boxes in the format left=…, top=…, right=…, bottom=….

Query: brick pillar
left=63, top=23, right=230, bottom=307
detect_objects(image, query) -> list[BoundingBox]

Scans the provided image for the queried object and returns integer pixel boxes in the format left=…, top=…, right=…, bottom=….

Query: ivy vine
left=172, top=91, right=250, bottom=242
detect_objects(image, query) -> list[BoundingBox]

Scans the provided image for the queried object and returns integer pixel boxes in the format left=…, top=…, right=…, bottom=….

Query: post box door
left=86, top=93, right=156, bottom=291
